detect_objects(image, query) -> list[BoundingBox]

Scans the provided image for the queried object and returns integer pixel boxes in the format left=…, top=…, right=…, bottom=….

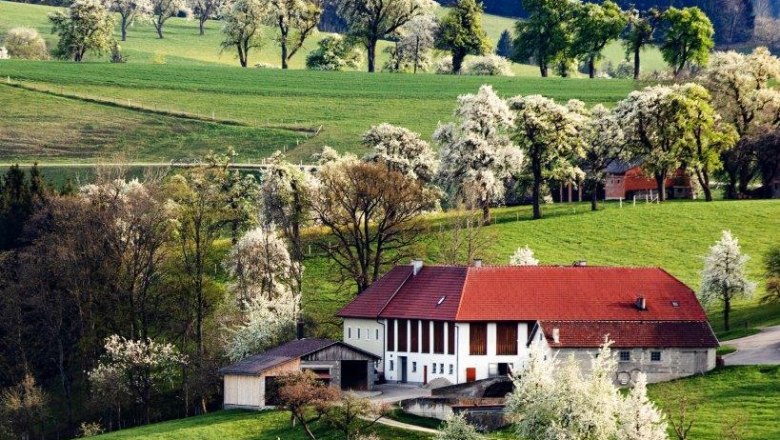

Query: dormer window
left=437, top=296, right=446, bottom=306
left=671, top=301, right=679, bottom=308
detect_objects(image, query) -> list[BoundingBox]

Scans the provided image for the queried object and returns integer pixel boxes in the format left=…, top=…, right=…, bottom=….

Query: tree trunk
left=540, top=61, right=548, bottom=77
left=156, top=23, right=164, bottom=39
left=281, top=41, right=289, bottom=69
left=655, top=172, right=666, bottom=202
left=633, top=45, right=641, bottom=79
left=695, top=168, right=713, bottom=201
left=452, top=49, right=465, bottom=74
left=199, top=18, right=205, bottom=36
left=591, top=184, right=598, bottom=211
left=121, top=15, right=128, bottom=41
left=532, top=161, right=542, bottom=220
left=481, top=202, right=490, bottom=225
left=367, top=38, right=377, bottom=72
left=724, top=295, right=731, bottom=331
left=588, top=56, right=595, bottom=78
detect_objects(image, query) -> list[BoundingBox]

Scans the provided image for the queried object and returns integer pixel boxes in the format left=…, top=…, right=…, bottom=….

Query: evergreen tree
left=435, top=0, right=491, bottom=74
left=495, top=29, right=512, bottom=57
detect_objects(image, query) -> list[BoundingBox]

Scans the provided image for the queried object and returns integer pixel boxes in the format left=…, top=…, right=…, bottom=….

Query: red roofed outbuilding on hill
left=338, top=262, right=718, bottom=386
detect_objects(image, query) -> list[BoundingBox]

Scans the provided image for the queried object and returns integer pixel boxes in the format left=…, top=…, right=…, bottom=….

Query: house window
left=421, top=320, right=430, bottom=353
left=651, top=351, right=662, bottom=362
left=348, top=327, right=352, bottom=339
left=440, top=363, right=444, bottom=374
left=376, top=329, right=379, bottom=340
left=620, top=351, right=631, bottom=362
left=432, top=363, right=437, bottom=374
left=357, top=328, right=361, bottom=339
left=496, top=322, right=518, bottom=355
left=433, top=321, right=445, bottom=354
left=449, top=364, right=453, bottom=375
left=447, top=323, right=456, bottom=354
left=410, top=320, right=419, bottom=353
left=412, top=362, right=417, bottom=372
left=488, top=363, right=498, bottom=377
left=389, top=360, right=394, bottom=371
left=398, top=319, right=408, bottom=352
left=387, top=320, right=395, bottom=351
left=470, top=323, right=487, bottom=355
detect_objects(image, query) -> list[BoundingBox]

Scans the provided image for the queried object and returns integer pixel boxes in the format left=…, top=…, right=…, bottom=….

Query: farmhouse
left=220, top=338, right=379, bottom=409
left=338, top=261, right=718, bottom=386
left=604, top=160, right=694, bottom=200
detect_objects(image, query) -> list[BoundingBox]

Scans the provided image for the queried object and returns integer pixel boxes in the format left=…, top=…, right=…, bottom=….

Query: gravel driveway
left=723, top=325, right=780, bottom=365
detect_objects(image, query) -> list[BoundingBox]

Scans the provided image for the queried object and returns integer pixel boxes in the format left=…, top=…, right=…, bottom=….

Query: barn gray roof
left=219, top=338, right=378, bottom=376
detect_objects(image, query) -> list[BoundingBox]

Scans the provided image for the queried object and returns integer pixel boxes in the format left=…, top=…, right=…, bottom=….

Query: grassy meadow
left=84, top=366, right=780, bottom=440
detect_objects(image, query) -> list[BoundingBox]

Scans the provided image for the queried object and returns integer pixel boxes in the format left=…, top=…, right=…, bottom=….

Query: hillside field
left=84, top=366, right=780, bottom=440
left=300, top=200, right=780, bottom=340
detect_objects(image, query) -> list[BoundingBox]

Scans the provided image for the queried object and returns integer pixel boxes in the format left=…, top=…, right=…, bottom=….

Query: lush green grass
left=649, top=366, right=780, bottom=440
left=717, top=345, right=737, bottom=356
left=0, top=60, right=638, bottom=161
left=300, top=200, right=780, bottom=340
left=89, top=409, right=432, bottom=440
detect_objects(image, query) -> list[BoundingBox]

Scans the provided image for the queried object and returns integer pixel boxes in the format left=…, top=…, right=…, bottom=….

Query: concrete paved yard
left=370, top=383, right=431, bottom=403
left=724, top=325, right=780, bottom=365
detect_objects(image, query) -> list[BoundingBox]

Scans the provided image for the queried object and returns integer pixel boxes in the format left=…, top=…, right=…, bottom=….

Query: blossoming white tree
left=224, top=294, right=298, bottom=361
left=362, top=123, right=439, bottom=184
left=150, top=0, right=189, bottom=38
left=699, top=230, right=756, bottom=331
left=263, top=0, right=323, bottom=69
left=435, top=413, right=484, bottom=440
left=509, top=245, right=539, bottom=266
left=188, top=0, right=227, bottom=35
left=383, top=14, right=438, bottom=73
left=506, top=341, right=669, bottom=440
left=107, top=0, right=153, bottom=40
left=508, top=95, right=585, bottom=219
left=581, top=104, right=625, bottom=211
left=220, top=0, right=267, bottom=66
left=88, top=335, right=187, bottom=425
left=436, top=85, right=523, bottom=223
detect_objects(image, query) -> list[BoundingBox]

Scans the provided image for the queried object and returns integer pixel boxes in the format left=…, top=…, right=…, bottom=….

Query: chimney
left=573, top=260, right=587, bottom=267
left=473, top=259, right=482, bottom=268
left=635, top=297, right=647, bottom=311
left=552, top=328, right=560, bottom=344
left=296, top=321, right=306, bottom=339
left=411, top=259, right=423, bottom=276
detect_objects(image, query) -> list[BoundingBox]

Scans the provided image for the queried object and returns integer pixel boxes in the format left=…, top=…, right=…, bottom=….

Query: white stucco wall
left=456, top=322, right=531, bottom=382
left=342, top=318, right=385, bottom=370
left=384, top=320, right=458, bottom=384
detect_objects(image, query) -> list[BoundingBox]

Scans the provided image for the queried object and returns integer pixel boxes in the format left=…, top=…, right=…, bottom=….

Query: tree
left=189, top=0, right=227, bottom=35
left=674, top=84, right=738, bottom=202
left=362, top=123, right=439, bottom=183
left=571, top=0, right=627, bottom=78
left=622, top=8, right=661, bottom=80
left=581, top=104, right=625, bottom=211
left=313, top=159, right=439, bottom=293
left=0, top=374, right=48, bottom=440
left=699, top=230, right=756, bottom=331
left=508, top=95, right=584, bottom=219
left=305, top=35, right=362, bottom=70
left=509, top=245, right=539, bottom=266
left=88, top=335, right=186, bottom=424
left=383, top=14, right=437, bottom=73
left=435, top=208, right=496, bottom=265
left=754, top=17, right=780, bottom=52
left=662, top=386, right=701, bottom=440
left=337, top=0, right=434, bottom=72
left=108, top=0, right=153, bottom=41
left=512, top=0, right=573, bottom=77
left=495, top=29, right=512, bottom=58
left=277, top=371, right=340, bottom=440
left=435, top=413, right=484, bottom=440
left=261, top=152, right=314, bottom=300
left=435, top=85, right=522, bottom=223
left=221, top=0, right=267, bottom=67
left=223, top=294, right=298, bottom=362
left=759, top=245, right=780, bottom=304
left=506, top=341, right=669, bottom=440
left=748, top=129, right=780, bottom=198
left=618, top=373, right=668, bottom=440
left=613, top=85, right=686, bottom=202
left=3, top=27, right=49, bottom=59
left=435, top=0, right=491, bottom=74
left=323, top=394, right=390, bottom=440
left=49, top=0, right=115, bottom=62
left=703, top=48, right=780, bottom=198
left=659, top=7, right=714, bottom=76
left=150, top=0, right=188, bottom=38
left=264, top=0, right=323, bottom=69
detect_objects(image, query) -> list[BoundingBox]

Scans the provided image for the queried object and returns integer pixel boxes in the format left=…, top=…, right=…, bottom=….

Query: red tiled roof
left=623, top=167, right=690, bottom=193
left=336, top=266, right=413, bottom=318
left=539, top=320, right=719, bottom=348
left=456, top=266, right=706, bottom=321
left=338, top=265, right=708, bottom=323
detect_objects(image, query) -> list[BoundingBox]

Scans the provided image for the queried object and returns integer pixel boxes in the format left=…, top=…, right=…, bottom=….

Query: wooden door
left=423, top=365, right=428, bottom=385
left=466, top=367, right=476, bottom=382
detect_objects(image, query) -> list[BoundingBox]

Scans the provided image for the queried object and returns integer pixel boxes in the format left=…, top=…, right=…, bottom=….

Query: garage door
left=341, top=360, right=369, bottom=390
left=264, top=376, right=282, bottom=406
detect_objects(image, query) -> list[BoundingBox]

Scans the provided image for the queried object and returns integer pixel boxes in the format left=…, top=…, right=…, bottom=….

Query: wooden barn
left=604, top=160, right=694, bottom=201
left=220, top=338, right=379, bottom=409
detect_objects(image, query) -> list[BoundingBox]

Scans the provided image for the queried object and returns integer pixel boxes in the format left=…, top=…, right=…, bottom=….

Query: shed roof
left=539, top=320, right=719, bottom=348
left=220, top=338, right=378, bottom=376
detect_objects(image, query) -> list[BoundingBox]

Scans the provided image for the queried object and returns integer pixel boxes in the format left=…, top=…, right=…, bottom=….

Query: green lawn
left=84, top=367, right=780, bottom=440
left=300, top=200, right=780, bottom=340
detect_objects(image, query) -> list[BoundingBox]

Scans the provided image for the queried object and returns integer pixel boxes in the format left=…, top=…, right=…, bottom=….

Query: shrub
left=0, top=47, right=8, bottom=60
left=603, top=60, right=634, bottom=79
left=435, top=56, right=453, bottom=74
left=463, top=55, right=514, bottom=76
left=306, top=36, right=362, bottom=71
left=110, top=42, right=126, bottom=63
left=3, top=27, right=48, bottom=60
left=78, top=422, right=104, bottom=437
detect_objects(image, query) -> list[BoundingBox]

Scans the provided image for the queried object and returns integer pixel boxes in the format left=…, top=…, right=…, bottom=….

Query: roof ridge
left=376, top=266, right=415, bottom=318
left=454, top=267, right=471, bottom=321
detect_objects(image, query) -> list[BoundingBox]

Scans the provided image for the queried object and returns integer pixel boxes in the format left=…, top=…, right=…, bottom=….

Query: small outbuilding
left=220, top=338, right=380, bottom=409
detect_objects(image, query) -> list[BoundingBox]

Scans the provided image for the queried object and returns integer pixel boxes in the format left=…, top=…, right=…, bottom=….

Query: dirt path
left=723, top=326, right=780, bottom=365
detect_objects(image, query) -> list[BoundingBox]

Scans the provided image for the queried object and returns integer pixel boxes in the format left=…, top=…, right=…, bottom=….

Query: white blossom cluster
left=463, top=55, right=514, bottom=76
left=507, top=342, right=668, bottom=440
left=509, top=245, right=539, bottom=266
left=362, top=123, right=439, bottom=183
left=699, top=230, right=756, bottom=306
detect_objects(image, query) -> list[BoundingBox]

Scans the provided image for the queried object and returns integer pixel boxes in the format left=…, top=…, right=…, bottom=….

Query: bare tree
left=720, top=413, right=749, bottom=440
left=435, top=208, right=496, bottom=265
left=664, top=387, right=701, bottom=440
left=277, top=371, right=340, bottom=439
left=313, top=160, right=439, bottom=293
left=323, top=394, right=390, bottom=440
